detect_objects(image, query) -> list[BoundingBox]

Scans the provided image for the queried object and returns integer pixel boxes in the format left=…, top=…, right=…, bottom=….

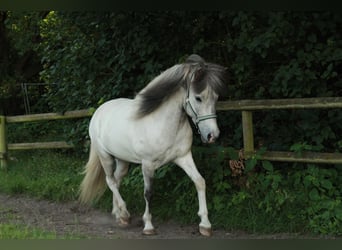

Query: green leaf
left=309, top=188, right=320, bottom=201
left=256, top=147, right=267, bottom=158
left=262, top=161, right=273, bottom=172
left=335, top=208, right=342, bottom=221
left=290, top=142, right=303, bottom=152
left=88, top=107, right=96, bottom=115
left=320, top=179, right=333, bottom=190
left=303, top=175, right=313, bottom=188
left=245, top=157, right=257, bottom=172
left=226, top=147, right=239, bottom=160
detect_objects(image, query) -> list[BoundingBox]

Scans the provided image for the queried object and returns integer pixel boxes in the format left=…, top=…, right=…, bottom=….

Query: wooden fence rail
left=216, top=97, right=342, bottom=111
left=1, top=97, right=342, bottom=169
left=5, top=109, right=93, bottom=123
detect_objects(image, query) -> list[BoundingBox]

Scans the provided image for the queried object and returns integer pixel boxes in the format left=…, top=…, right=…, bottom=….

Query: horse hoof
left=117, top=217, right=130, bottom=227
left=142, top=229, right=157, bottom=235
left=199, top=226, right=212, bottom=237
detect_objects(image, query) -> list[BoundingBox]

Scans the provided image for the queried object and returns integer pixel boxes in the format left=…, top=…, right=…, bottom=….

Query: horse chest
left=133, top=131, right=191, bottom=165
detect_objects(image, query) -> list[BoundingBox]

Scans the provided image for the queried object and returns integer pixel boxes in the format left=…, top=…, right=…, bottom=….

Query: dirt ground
left=0, top=193, right=332, bottom=239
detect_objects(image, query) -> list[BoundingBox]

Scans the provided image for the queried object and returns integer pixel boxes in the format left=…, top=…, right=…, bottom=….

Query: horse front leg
left=174, top=152, right=212, bottom=237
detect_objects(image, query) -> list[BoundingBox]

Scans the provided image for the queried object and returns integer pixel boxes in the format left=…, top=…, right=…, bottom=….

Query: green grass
left=0, top=224, right=84, bottom=239
left=0, top=150, right=85, bottom=202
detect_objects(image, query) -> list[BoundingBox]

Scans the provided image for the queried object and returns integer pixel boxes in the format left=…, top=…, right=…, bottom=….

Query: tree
left=0, top=11, right=46, bottom=114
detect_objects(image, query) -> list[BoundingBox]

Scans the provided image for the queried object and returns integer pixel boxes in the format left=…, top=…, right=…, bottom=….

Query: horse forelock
left=191, top=63, right=228, bottom=96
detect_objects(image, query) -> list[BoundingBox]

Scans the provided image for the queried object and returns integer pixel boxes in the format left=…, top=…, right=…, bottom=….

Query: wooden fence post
left=242, top=111, right=254, bottom=158
left=0, top=115, right=8, bottom=170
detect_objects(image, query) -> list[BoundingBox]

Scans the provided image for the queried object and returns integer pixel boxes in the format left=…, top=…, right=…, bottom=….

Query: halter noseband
left=183, top=86, right=217, bottom=134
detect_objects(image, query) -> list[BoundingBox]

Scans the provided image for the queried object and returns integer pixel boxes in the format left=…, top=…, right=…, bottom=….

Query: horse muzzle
left=200, top=129, right=220, bottom=144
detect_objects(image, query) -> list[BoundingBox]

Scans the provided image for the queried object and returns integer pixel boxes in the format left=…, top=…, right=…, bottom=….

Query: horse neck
left=153, top=88, right=188, bottom=131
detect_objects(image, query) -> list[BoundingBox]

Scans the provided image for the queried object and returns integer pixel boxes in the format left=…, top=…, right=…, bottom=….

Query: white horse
left=79, top=54, right=227, bottom=236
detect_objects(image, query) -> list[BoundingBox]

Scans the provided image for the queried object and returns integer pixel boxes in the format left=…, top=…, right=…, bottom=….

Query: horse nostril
left=207, top=133, right=213, bottom=142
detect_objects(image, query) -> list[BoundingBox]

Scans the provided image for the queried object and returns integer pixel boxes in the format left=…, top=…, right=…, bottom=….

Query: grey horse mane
left=135, top=54, right=227, bottom=118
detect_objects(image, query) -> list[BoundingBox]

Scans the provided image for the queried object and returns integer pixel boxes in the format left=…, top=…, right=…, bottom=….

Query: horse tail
left=79, top=143, right=107, bottom=204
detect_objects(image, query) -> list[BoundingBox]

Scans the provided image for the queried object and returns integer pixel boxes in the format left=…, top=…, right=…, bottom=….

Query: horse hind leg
left=98, top=152, right=130, bottom=226
left=141, top=162, right=156, bottom=235
left=114, top=159, right=129, bottom=187
left=113, top=159, right=130, bottom=225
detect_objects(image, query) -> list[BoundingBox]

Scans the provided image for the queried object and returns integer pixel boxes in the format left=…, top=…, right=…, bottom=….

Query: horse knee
left=194, top=176, right=206, bottom=191
left=144, top=187, right=153, bottom=204
left=105, top=176, right=118, bottom=191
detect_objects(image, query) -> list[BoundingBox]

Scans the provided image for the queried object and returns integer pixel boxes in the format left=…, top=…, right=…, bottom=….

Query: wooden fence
left=0, top=109, right=93, bottom=169
left=216, top=97, right=342, bottom=165
left=1, top=97, right=342, bottom=169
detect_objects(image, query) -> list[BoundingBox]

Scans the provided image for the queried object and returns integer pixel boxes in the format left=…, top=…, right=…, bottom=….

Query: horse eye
left=195, top=96, right=202, bottom=103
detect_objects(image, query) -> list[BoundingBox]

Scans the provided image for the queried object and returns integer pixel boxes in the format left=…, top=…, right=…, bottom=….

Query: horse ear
left=185, top=54, right=207, bottom=83
left=193, top=66, right=206, bottom=82
left=186, top=54, right=205, bottom=64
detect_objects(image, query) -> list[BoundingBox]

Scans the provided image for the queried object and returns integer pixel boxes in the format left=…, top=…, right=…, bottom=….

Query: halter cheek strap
left=183, top=88, right=217, bottom=134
